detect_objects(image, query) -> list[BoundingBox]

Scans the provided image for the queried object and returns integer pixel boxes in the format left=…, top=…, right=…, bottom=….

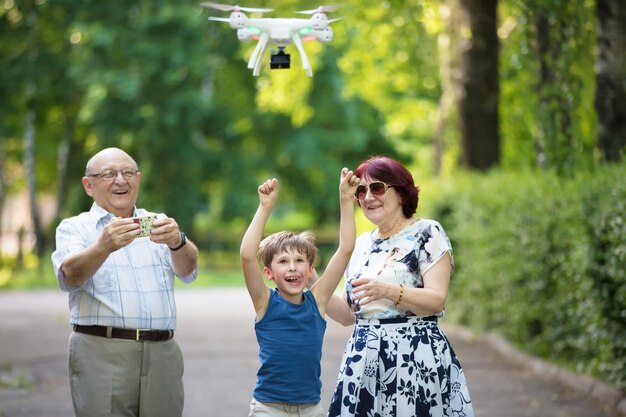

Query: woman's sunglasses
left=354, top=182, right=394, bottom=199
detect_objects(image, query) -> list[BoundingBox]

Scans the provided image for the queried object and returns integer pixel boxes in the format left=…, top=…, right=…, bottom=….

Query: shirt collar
left=89, top=202, right=138, bottom=228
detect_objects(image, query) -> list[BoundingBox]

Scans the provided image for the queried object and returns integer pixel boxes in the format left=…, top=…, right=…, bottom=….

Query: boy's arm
left=240, top=178, right=278, bottom=316
left=312, top=168, right=358, bottom=315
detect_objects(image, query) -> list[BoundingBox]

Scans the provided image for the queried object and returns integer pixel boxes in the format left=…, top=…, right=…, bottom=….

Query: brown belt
left=73, top=325, right=174, bottom=342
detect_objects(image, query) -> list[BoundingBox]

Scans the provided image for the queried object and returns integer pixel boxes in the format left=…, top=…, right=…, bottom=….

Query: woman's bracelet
left=395, top=284, right=404, bottom=305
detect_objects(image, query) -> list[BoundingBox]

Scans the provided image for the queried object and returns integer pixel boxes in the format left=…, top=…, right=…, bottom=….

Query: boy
left=240, top=168, right=359, bottom=417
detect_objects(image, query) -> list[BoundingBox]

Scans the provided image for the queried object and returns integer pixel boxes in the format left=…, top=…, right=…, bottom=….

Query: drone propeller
left=296, top=5, right=339, bottom=14
left=208, top=16, right=232, bottom=23
left=200, top=2, right=273, bottom=13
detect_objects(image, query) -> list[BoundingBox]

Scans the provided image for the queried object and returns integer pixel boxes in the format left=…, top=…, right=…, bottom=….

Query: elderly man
left=52, top=147, right=198, bottom=417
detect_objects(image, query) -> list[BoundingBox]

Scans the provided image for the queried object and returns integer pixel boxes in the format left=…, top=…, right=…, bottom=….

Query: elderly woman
left=325, top=156, right=474, bottom=417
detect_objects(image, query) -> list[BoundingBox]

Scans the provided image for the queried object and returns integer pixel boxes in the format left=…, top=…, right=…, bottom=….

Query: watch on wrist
left=169, top=232, right=187, bottom=251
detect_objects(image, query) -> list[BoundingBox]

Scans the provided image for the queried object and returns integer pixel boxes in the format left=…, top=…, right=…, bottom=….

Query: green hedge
left=430, top=164, right=625, bottom=390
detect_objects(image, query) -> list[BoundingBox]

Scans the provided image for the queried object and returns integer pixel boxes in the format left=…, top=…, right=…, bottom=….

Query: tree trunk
left=54, top=116, right=74, bottom=225
left=0, top=141, right=5, bottom=252
left=595, top=0, right=626, bottom=162
left=54, top=14, right=79, bottom=229
left=433, top=0, right=462, bottom=175
left=457, top=0, right=500, bottom=171
left=24, top=84, right=46, bottom=260
left=535, top=11, right=577, bottom=173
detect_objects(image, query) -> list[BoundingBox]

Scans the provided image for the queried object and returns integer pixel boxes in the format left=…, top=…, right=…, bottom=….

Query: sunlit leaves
left=333, top=1, right=442, bottom=163
left=254, top=47, right=316, bottom=126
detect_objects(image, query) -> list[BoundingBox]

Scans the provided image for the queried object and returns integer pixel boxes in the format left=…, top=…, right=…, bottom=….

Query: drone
left=200, top=2, right=341, bottom=77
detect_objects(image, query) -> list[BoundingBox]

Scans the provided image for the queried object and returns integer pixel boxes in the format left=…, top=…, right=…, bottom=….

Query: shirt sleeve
left=419, top=221, right=454, bottom=275
left=177, top=265, right=199, bottom=284
left=51, top=219, right=86, bottom=292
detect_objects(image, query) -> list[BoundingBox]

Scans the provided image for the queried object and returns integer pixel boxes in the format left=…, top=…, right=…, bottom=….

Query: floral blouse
left=344, top=219, right=454, bottom=319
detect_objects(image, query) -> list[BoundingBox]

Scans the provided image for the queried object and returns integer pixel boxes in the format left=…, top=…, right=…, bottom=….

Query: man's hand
left=98, top=217, right=141, bottom=253
left=150, top=216, right=183, bottom=249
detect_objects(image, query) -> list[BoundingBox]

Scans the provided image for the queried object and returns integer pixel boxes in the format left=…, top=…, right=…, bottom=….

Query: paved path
left=0, top=289, right=623, bottom=417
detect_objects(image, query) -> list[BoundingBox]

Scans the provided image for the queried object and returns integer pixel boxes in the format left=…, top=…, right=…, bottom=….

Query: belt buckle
left=135, top=329, right=151, bottom=341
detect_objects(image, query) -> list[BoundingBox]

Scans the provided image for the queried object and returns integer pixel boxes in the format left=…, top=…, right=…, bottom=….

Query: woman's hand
left=349, top=277, right=394, bottom=306
left=351, top=253, right=452, bottom=314
left=339, top=167, right=359, bottom=201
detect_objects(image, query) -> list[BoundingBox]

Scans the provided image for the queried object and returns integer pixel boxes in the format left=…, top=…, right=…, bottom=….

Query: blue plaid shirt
left=51, top=203, right=197, bottom=330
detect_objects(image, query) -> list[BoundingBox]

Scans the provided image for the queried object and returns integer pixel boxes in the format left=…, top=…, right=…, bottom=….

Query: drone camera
left=270, top=49, right=290, bottom=70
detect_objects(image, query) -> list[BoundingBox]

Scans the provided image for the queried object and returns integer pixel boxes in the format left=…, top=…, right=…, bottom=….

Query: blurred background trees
left=1, top=0, right=623, bottom=251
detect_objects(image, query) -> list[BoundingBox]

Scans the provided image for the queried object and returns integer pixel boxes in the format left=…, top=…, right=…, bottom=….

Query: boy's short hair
left=258, top=231, right=318, bottom=267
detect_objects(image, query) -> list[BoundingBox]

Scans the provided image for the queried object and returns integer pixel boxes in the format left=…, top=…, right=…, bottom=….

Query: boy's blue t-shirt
left=253, top=288, right=327, bottom=404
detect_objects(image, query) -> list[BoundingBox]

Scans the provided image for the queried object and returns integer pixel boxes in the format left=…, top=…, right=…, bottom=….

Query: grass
left=178, top=267, right=244, bottom=288
left=0, top=252, right=246, bottom=291
left=0, top=258, right=59, bottom=290
left=0, top=250, right=343, bottom=291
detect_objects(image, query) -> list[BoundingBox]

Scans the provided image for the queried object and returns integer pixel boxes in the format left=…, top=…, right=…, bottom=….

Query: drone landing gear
left=270, top=47, right=290, bottom=70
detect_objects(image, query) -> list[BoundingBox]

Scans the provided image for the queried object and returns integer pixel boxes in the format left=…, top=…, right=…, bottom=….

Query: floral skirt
left=327, top=316, right=474, bottom=417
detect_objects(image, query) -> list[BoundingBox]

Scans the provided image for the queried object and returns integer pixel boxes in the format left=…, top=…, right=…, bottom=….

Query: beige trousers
left=68, top=331, right=184, bottom=417
left=248, top=399, right=325, bottom=417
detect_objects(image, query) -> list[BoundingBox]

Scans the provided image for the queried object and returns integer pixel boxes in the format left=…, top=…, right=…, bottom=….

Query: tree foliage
left=432, top=163, right=626, bottom=390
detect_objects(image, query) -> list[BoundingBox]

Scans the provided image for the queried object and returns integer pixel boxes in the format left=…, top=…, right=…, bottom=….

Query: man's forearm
left=60, top=244, right=110, bottom=287
left=171, top=240, right=199, bottom=277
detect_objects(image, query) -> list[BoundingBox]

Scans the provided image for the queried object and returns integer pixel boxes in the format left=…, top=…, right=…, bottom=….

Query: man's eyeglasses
left=87, top=169, right=138, bottom=181
left=354, top=181, right=394, bottom=199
